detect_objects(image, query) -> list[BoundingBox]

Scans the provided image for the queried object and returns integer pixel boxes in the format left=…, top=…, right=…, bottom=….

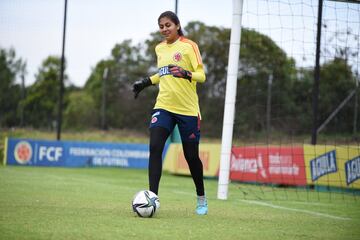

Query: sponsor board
left=163, top=143, right=220, bottom=177
left=310, top=150, right=337, bottom=181
left=9, top=139, right=66, bottom=166
left=230, top=146, right=307, bottom=186
left=304, top=144, right=360, bottom=189
left=5, top=138, right=152, bottom=168
left=345, top=156, right=360, bottom=185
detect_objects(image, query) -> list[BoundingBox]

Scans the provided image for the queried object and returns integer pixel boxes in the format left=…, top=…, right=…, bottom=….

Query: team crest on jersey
left=173, top=52, right=182, bottom=62
left=151, top=117, right=158, bottom=124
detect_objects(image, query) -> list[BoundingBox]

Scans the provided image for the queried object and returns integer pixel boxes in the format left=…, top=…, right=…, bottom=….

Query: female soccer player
left=132, top=11, right=207, bottom=215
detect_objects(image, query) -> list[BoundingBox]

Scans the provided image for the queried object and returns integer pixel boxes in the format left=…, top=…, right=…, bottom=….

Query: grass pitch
left=0, top=166, right=359, bottom=240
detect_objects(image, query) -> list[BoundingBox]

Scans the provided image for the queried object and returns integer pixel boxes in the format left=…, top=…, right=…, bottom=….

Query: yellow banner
left=163, top=143, right=221, bottom=177
left=303, top=144, right=360, bottom=189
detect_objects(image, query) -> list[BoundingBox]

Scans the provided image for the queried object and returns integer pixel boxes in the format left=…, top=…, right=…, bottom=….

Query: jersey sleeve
left=149, top=44, right=161, bottom=84
left=188, top=42, right=206, bottom=83
left=191, top=64, right=206, bottom=83
left=150, top=73, right=160, bottom=84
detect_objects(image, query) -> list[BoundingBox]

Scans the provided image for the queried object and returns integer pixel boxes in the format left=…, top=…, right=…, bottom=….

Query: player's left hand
left=168, top=64, right=192, bottom=82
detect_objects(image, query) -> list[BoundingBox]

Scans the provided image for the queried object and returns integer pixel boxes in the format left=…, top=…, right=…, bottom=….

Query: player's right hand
left=132, top=77, right=152, bottom=99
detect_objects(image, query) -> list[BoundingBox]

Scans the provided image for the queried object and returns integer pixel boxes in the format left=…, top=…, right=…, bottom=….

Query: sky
left=1, top=0, right=359, bottom=87
left=0, top=0, right=232, bottom=87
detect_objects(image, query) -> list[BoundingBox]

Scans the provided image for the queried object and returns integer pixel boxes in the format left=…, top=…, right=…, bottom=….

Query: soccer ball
left=132, top=190, right=160, bottom=218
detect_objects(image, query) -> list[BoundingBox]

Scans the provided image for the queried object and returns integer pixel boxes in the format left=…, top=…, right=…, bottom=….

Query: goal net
left=221, top=0, right=360, bottom=202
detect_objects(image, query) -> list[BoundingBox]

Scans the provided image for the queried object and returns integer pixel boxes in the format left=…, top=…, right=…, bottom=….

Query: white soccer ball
left=132, top=190, right=160, bottom=218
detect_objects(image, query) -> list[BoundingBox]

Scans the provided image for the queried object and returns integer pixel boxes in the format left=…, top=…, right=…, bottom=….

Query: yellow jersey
left=149, top=36, right=206, bottom=117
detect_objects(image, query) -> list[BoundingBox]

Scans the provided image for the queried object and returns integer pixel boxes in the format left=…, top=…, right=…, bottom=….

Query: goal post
left=217, top=0, right=244, bottom=200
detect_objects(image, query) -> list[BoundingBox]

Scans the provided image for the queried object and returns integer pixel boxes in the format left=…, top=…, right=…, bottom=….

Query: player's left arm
left=168, top=63, right=205, bottom=83
left=187, top=42, right=206, bottom=83
left=190, top=64, right=205, bottom=83
left=168, top=42, right=206, bottom=83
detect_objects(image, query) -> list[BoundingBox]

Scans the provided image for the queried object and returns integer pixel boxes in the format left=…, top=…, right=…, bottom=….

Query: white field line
left=284, top=201, right=331, bottom=206
left=240, top=200, right=352, bottom=221
left=172, top=190, right=194, bottom=196
left=153, top=190, right=352, bottom=221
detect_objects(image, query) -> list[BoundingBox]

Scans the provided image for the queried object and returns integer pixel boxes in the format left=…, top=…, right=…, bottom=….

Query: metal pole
left=311, top=0, right=323, bottom=145
left=266, top=74, right=273, bottom=136
left=56, top=0, right=68, bottom=140
left=175, top=0, right=178, bottom=14
left=354, top=76, right=358, bottom=134
left=169, top=0, right=180, bottom=142
left=317, top=89, right=356, bottom=134
left=101, top=68, right=108, bottom=130
left=20, top=73, right=25, bottom=127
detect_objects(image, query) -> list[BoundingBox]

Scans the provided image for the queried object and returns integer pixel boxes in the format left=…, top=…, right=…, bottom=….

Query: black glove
left=168, top=64, right=192, bottom=82
left=132, top=77, right=152, bottom=99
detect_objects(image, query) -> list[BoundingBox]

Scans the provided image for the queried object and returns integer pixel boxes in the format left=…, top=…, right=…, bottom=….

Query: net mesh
left=230, top=0, right=360, bottom=202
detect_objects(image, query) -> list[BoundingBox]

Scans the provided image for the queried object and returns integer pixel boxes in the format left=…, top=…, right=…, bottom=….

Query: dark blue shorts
left=149, top=109, right=201, bottom=142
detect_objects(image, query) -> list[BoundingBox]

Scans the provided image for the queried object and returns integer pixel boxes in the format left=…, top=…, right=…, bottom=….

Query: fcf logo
left=39, top=146, right=63, bottom=162
left=14, top=141, right=32, bottom=164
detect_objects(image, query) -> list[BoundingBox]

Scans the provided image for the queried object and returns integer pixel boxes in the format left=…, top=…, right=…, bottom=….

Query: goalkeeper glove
left=132, top=77, right=152, bottom=99
left=168, top=64, right=192, bottom=82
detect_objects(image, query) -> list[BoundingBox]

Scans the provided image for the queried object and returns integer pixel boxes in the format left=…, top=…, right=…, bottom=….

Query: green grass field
left=0, top=166, right=359, bottom=240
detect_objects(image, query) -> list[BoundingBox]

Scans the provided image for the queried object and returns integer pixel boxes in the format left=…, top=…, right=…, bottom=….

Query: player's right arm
left=150, top=73, right=160, bottom=84
left=132, top=77, right=152, bottom=99
left=132, top=73, right=160, bottom=99
left=132, top=44, right=161, bottom=98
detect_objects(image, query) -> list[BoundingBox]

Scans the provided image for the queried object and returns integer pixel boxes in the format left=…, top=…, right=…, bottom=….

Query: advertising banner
left=163, top=143, right=221, bottom=177
left=230, top=146, right=307, bottom=186
left=5, top=138, right=150, bottom=168
left=303, top=144, right=360, bottom=189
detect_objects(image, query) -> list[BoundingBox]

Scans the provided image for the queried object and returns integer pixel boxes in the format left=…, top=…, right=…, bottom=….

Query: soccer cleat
left=196, top=196, right=208, bottom=215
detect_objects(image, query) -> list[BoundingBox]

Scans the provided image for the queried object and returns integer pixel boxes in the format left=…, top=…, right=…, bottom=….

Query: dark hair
left=158, top=11, right=184, bottom=36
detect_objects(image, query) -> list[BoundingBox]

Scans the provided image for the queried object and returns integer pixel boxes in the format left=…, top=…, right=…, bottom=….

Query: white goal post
left=217, top=0, right=244, bottom=200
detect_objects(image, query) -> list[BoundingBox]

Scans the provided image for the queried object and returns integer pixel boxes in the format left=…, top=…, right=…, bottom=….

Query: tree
left=235, top=29, right=298, bottom=136
left=21, top=56, right=68, bottom=129
left=85, top=40, right=155, bottom=130
left=0, top=47, right=25, bottom=127
left=82, top=21, right=358, bottom=137
left=63, top=90, right=98, bottom=129
left=183, top=22, right=298, bottom=137
left=291, top=67, right=314, bottom=133
left=318, top=57, right=356, bottom=133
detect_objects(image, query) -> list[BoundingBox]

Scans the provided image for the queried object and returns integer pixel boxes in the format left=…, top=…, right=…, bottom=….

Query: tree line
left=1, top=21, right=358, bottom=138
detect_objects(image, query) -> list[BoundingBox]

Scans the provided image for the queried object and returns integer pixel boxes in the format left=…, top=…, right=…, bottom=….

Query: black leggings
left=148, top=127, right=205, bottom=196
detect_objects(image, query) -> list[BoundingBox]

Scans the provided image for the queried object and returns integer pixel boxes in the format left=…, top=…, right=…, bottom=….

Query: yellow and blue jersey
left=149, top=36, right=206, bottom=117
